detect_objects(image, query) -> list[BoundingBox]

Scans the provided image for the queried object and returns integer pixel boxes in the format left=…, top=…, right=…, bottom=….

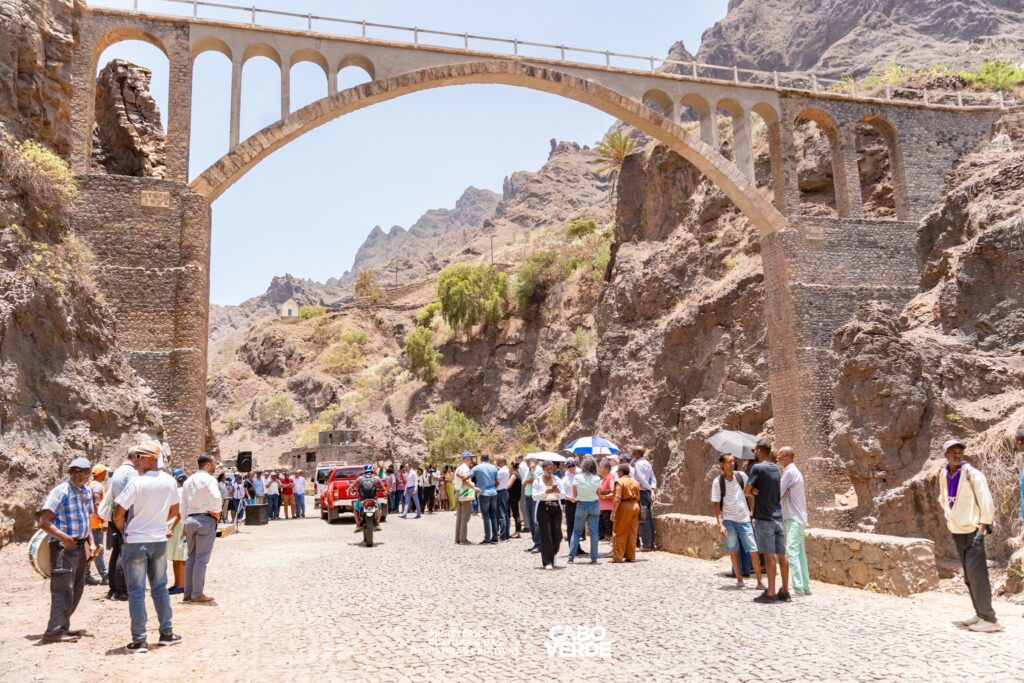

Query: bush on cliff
left=404, top=327, right=441, bottom=382
left=300, top=305, right=326, bottom=319
left=423, top=403, right=480, bottom=464
left=437, top=264, right=509, bottom=339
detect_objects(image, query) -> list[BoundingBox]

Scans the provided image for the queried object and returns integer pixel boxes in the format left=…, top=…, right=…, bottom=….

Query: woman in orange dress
left=611, top=464, right=640, bottom=563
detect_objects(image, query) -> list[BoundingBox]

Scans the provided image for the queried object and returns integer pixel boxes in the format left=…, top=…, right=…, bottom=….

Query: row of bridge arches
left=638, top=86, right=906, bottom=219
left=92, top=27, right=906, bottom=220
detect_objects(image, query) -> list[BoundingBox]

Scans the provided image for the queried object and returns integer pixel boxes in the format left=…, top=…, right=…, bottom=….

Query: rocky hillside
left=697, top=0, right=1024, bottom=76
left=0, top=0, right=164, bottom=547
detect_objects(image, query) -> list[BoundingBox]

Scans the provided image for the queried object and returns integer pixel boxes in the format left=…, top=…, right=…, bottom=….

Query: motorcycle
left=360, top=499, right=379, bottom=547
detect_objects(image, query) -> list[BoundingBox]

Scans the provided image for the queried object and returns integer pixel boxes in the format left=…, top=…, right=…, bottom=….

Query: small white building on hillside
left=279, top=298, right=300, bottom=318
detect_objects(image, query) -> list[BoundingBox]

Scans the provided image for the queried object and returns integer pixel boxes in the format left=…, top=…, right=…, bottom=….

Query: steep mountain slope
left=697, top=0, right=1024, bottom=76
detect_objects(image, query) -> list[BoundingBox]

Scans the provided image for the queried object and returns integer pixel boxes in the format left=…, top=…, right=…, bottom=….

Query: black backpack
left=357, top=474, right=377, bottom=500
left=717, top=471, right=746, bottom=502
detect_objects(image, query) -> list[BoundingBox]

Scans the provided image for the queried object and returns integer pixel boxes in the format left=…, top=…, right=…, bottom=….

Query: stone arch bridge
left=69, top=3, right=1006, bottom=524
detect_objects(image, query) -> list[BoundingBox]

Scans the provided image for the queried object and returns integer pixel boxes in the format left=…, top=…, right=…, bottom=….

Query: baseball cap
left=943, top=438, right=966, bottom=452
left=91, top=464, right=108, bottom=475
left=620, top=455, right=632, bottom=462
left=69, top=457, right=92, bottom=470
left=566, top=459, right=576, bottom=467
left=363, top=464, right=373, bottom=472
left=461, top=452, right=474, bottom=460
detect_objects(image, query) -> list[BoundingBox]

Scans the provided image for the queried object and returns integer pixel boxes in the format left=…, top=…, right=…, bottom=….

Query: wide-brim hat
left=129, top=440, right=162, bottom=458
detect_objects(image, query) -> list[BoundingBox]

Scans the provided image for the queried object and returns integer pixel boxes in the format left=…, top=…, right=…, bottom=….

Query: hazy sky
left=92, top=0, right=729, bottom=304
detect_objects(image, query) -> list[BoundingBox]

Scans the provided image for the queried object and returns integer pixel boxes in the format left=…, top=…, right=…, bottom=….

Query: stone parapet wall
left=655, top=514, right=939, bottom=596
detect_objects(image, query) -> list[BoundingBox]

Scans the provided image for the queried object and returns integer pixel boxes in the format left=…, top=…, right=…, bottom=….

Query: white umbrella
left=708, top=430, right=758, bottom=460
left=564, top=436, right=620, bottom=455
left=529, top=451, right=567, bottom=463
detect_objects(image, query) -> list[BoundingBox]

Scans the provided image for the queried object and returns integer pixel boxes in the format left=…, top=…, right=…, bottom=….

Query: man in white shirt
left=518, top=457, right=535, bottom=542
left=401, top=464, right=421, bottom=519
left=778, top=447, right=810, bottom=597
left=632, top=448, right=658, bottom=551
left=711, top=453, right=763, bottom=590
left=182, top=454, right=222, bottom=605
left=113, top=440, right=181, bottom=652
left=293, top=471, right=307, bottom=518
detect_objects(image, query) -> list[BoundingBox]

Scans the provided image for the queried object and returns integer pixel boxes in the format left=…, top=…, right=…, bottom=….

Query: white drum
left=28, top=529, right=52, bottom=578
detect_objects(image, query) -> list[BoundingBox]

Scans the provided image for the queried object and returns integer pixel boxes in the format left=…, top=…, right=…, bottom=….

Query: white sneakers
left=967, top=620, right=1004, bottom=633
left=954, top=616, right=980, bottom=627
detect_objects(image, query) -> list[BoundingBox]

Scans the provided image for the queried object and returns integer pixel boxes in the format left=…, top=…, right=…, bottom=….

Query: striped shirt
left=41, top=480, right=94, bottom=540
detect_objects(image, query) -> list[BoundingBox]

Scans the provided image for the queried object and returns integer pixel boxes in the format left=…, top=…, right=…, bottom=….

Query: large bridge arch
left=190, top=60, right=787, bottom=236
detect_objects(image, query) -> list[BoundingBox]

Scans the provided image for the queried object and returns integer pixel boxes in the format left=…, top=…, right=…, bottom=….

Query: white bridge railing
left=92, top=0, right=1013, bottom=110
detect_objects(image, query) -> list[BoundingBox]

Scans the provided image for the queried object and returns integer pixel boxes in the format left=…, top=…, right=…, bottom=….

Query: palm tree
left=592, top=129, right=637, bottom=206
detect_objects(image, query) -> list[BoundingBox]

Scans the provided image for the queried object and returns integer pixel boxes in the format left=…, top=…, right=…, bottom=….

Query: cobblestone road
left=1, top=509, right=1021, bottom=682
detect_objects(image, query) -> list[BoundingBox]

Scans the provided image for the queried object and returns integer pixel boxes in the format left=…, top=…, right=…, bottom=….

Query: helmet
left=363, top=464, right=373, bottom=472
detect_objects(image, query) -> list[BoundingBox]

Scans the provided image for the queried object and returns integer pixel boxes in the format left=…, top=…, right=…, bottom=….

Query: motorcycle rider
left=349, top=465, right=382, bottom=533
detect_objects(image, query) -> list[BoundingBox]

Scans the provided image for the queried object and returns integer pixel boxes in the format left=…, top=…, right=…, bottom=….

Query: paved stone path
left=1, top=509, right=1021, bottom=682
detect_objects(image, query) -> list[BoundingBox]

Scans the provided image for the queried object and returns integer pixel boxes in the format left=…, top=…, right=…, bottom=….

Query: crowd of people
left=382, top=449, right=659, bottom=568
left=32, top=427, right=1023, bottom=647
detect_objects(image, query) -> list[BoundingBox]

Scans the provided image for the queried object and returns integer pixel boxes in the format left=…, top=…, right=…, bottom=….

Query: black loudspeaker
left=237, top=451, right=253, bottom=473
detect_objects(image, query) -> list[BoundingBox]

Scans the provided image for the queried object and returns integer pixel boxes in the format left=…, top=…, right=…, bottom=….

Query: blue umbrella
left=564, top=436, right=621, bottom=455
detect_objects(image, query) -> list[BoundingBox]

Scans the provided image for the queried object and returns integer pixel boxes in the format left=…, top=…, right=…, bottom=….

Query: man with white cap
left=939, top=438, right=1002, bottom=633
left=37, top=455, right=97, bottom=643
left=114, top=440, right=182, bottom=652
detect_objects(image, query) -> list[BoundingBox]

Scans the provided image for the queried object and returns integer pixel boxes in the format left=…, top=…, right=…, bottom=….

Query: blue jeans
left=123, top=541, right=173, bottom=643
left=479, top=494, right=498, bottom=541
left=569, top=501, right=600, bottom=561
left=267, top=493, right=280, bottom=519
left=496, top=489, right=510, bottom=540
left=403, top=488, right=421, bottom=516
left=294, top=493, right=306, bottom=518
left=389, top=490, right=400, bottom=513
left=91, top=528, right=107, bottom=577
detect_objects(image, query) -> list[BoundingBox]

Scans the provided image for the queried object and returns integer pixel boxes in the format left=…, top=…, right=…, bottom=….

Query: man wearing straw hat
left=114, top=440, right=182, bottom=652
left=37, top=455, right=97, bottom=643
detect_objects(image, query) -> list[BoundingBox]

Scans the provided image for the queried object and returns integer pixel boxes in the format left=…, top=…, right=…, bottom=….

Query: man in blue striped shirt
left=632, top=448, right=658, bottom=551
left=38, top=456, right=96, bottom=643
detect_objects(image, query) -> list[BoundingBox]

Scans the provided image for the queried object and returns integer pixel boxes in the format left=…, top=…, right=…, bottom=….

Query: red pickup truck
left=319, top=464, right=389, bottom=524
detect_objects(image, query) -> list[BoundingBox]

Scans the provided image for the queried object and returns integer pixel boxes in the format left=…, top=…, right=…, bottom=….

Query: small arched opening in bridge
left=641, top=88, right=674, bottom=119
left=679, top=93, right=715, bottom=148
left=337, top=54, right=375, bottom=91
left=715, top=98, right=755, bottom=181
left=289, top=50, right=329, bottom=114
left=240, top=44, right=283, bottom=139
left=750, top=102, right=785, bottom=211
left=189, top=40, right=232, bottom=179
left=93, top=36, right=170, bottom=178
left=794, top=108, right=843, bottom=218
left=856, top=115, right=907, bottom=220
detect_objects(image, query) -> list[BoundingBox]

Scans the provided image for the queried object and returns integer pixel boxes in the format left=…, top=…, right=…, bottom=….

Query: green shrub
left=423, top=403, right=480, bottom=463
left=437, top=264, right=510, bottom=338
left=321, top=327, right=369, bottom=373
left=571, top=326, right=595, bottom=357
left=355, top=270, right=382, bottom=301
left=964, top=60, right=1024, bottom=91
left=416, top=301, right=441, bottom=328
left=514, top=250, right=557, bottom=309
left=405, top=327, right=442, bottom=382
left=0, top=138, right=76, bottom=237
left=266, top=392, right=295, bottom=420
left=566, top=218, right=598, bottom=239
left=545, top=403, right=568, bottom=441
left=299, top=305, right=326, bottom=319
left=591, top=238, right=611, bottom=278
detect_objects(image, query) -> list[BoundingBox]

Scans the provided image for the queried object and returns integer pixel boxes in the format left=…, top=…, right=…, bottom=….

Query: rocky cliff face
left=0, top=128, right=162, bottom=547
left=91, top=59, right=166, bottom=178
left=697, top=0, right=1024, bottom=76
left=208, top=273, right=325, bottom=343
left=0, top=0, right=80, bottom=155
left=829, top=114, right=1024, bottom=559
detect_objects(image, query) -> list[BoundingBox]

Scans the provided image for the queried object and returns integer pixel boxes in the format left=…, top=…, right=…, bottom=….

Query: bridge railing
left=92, top=0, right=1015, bottom=110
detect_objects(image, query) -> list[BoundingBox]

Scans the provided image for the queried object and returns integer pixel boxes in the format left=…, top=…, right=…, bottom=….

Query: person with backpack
left=349, top=465, right=382, bottom=532
left=711, top=453, right=763, bottom=590
left=939, top=438, right=1002, bottom=633
left=745, top=440, right=789, bottom=603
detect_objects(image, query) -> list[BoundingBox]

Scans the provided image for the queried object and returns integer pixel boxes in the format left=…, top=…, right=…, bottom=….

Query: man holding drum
left=37, top=456, right=97, bottom=643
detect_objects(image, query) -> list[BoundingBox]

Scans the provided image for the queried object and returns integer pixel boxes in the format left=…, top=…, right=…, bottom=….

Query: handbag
left=97, top=487, right=116, bottom=522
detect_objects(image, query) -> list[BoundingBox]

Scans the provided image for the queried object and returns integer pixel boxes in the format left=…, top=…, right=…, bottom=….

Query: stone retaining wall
left=654, top=514, right=939, bottom=596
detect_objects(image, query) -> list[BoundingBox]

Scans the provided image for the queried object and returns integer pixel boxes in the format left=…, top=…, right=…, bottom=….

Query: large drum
left=28, top=529, right=52, bottom=578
